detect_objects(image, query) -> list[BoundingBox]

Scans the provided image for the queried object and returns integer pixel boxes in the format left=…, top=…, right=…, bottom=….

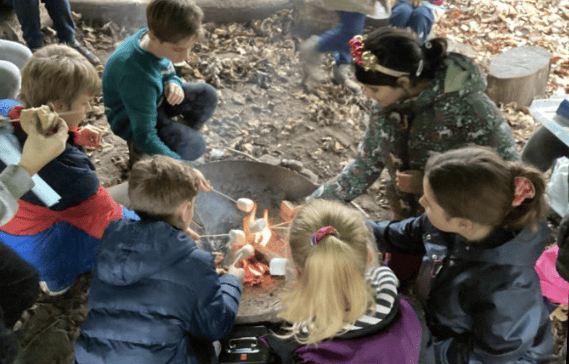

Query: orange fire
left=235, top=201, right=295, bottom=287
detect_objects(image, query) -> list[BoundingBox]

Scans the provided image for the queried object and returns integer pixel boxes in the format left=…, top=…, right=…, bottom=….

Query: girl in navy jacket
left=369, top=146, right=553, bottom=364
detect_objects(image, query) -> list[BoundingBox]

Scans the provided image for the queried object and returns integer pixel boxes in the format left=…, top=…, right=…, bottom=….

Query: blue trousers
left=156, top=82, right=218, bottom=161
left=317, top=11, right=366, bottom=66
left=10, top=0, right=75, bottom=50
left=389, top=0, right=434, bottom=44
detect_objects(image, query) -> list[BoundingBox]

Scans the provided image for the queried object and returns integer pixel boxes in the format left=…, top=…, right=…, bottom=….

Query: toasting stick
left=231, top=244, right=255, bottom=267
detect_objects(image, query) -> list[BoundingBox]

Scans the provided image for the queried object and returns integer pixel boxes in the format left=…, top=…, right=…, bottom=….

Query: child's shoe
left=332, top=64, right=361, bottom=94
left=299, top=35, right=325, bottom=85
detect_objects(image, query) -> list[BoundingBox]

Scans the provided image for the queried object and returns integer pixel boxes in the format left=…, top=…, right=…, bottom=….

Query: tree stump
left=486, top=46, right=552, bottom=109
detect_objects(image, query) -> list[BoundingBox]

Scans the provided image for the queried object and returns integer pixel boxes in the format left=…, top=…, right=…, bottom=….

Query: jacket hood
left=392, top=53, right=487, bottom=112
left=95, top=218, right=196, bottom=285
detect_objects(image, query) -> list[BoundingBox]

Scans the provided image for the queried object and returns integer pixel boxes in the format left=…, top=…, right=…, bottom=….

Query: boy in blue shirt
left=103, top=0, right=218, bottom=167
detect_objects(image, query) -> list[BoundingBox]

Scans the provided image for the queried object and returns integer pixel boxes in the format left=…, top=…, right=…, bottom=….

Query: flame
left=236, top=201, right=293, bottom=287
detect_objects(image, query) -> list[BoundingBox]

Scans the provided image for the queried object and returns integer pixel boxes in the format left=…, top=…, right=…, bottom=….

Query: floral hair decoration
left=349, top=35, right=411, bottom=78
left=512, top=176, right=536, bottom=207
left=311, top=226, right=340, bottom=246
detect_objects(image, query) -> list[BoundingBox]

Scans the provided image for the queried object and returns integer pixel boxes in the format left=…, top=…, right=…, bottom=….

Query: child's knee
left=389, top=2, right=414, bottom=26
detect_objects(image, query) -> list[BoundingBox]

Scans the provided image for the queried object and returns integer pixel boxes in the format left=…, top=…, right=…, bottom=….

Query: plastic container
left=556, top=99, right=569, bottom=127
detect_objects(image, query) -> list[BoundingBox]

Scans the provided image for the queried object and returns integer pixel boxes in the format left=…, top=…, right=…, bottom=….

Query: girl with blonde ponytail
left=264, top=199, right=433, bottom=364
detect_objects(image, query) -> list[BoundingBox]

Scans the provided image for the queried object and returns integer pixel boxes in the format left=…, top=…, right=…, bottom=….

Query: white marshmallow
left=270, top=257, right=288, bottom=276
left=236, top=198, right=254, bottom=212
left=229, top=229, right=245, bottom=244
left=249, top=219, right=267, bottom=234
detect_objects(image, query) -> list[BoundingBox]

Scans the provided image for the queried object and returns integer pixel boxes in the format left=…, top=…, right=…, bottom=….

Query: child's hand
left=411, top=0, right=422, bottom=7
left=192, top=168, right=212, bottom=192
left=164, top=82, right=184, bottom=105
left=227, top=264, right=245, bottom=282
left=74, top=125, right=104, bottom=149
left=19, top=118, right=69, bottom=176
left=395, top=170, right=424, bottom=195
left=184, top=226, right=200, bottom=241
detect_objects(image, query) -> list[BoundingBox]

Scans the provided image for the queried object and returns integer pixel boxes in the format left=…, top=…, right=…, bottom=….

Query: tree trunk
left=68, top=0, right=293, bottom=27
left=486, top=46, right=551, bottom=109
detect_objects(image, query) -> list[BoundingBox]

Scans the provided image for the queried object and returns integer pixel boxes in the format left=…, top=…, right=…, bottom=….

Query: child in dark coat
left=75, top=155, right=244, bottom=364
left=369, top=146, right=553, bottom=363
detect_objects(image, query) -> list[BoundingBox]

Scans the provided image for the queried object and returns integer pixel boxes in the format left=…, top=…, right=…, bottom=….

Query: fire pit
left=194, top=160, right=316, bottom=324
left=108, top=160, right=317, bottom=324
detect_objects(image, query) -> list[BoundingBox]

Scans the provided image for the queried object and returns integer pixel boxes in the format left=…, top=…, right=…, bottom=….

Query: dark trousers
left=521, top=126, right=569, bottom=172
left=389, top=0, right=434, bottom=44
left=156, top=82, right=217, bottom=161
left=10, top=0, right=75, bottom=50
left=0, top=242, right=39, bottom=329
left=317, top=11, right=366, bottom=66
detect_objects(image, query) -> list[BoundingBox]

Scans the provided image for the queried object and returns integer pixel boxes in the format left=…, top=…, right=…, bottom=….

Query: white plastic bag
left=546, top=156, right=569, bottom=216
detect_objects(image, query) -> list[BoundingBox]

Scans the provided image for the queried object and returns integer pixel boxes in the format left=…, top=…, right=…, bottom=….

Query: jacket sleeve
left=368, top=215, right=427, bottom=256
left=120, top=70, right=181, bottom=159
left=458, top=93, right=519, bottom=162
left=434, top=268, right=550, bottom=364
left=185, top=251, right=242, bottom=341
left=556, top=214, right=569, bottom=281
left=0, top=165, right=34, bottom=226
left=310, top=120, right=386, bottom=202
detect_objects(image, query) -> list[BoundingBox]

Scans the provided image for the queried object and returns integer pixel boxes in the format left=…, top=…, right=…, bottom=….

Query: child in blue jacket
left=369, top=146, right=553, bottom=364
left=75, top=155, right=244, bottom=364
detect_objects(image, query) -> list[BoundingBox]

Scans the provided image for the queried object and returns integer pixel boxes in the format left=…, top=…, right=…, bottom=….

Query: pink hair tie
left=311, top=226, right=340, bottom=246
left=512, top=177, right=536, bottom=207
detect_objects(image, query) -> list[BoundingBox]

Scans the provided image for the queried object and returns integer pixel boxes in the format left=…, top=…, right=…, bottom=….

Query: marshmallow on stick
left=236, top=198, right=254, bottom=213
left=250, top=219, right=267, bottom=234
left=229, top=229, right=246, bottom=245
left=232, top=244, right=255, bottom=266
left=19, top=105, right=59, bottom=134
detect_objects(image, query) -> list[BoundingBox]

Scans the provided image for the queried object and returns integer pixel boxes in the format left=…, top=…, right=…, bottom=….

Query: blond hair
left=278, top=200, right=378, bottom=345
left=128, top=155, right=199, bottom=220
left=20, top=44, right=100, bottom=108
left=425, top=146, right=547, bottom=230
left=147, top=0, right=203, bottom=44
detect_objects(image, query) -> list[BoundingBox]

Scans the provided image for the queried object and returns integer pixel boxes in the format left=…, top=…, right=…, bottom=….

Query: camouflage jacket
left=311, top=53, right=519, bottom=218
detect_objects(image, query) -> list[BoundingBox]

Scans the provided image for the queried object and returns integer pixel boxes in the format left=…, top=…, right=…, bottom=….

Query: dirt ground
left=3, top=0, right=568, bottom=362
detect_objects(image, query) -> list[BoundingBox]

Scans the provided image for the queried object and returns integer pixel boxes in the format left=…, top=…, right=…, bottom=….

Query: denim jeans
left=317, top=11, right=367, bottom=66
left=521, top=126, right=569, bottom=172
left=10, top=0, right=75, bottom=50
left=155, top=82, right=218, bottom=161
left=389, top=0, right=434, bottom=44
left=0, top=40, right=32, bottom=99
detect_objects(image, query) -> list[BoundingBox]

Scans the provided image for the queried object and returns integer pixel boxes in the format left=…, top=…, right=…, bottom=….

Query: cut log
left=68, top=0, right=293, bottom=27
left=486, top=46, right=551, bottom=109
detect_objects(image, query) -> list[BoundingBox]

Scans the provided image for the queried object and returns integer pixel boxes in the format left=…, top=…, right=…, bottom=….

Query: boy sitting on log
left=103, top=0, right=218, bottom=167
left=75, top=155, right=244, bottom=364
left=0, top=44, right=138, bottom=295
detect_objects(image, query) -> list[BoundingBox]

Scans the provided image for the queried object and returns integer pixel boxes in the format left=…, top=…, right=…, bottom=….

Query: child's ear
left=451, top=217, right=474, bottom=236
left=396, top=76, right=411, bottom=89
left=50, top=100, right=67, bottom=112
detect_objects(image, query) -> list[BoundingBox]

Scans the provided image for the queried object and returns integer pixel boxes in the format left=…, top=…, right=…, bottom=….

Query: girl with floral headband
left=263, top=199, right=434, bottom=363
left=369, top=146, right=554, bottom=364
left=310, top=27, right=519, bottom=222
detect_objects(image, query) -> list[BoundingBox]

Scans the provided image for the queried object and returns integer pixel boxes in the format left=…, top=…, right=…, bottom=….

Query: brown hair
left=425, top=146, right=547, bottom=231
left=128, top=155, right=199, bottom=220
left=20, top=44, right=100, bottom=108
left=355, top=27, right=448, bottom=87
left=278, top=200, right=379, bottom=345
left=146, top=0, right=203, bottom=44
